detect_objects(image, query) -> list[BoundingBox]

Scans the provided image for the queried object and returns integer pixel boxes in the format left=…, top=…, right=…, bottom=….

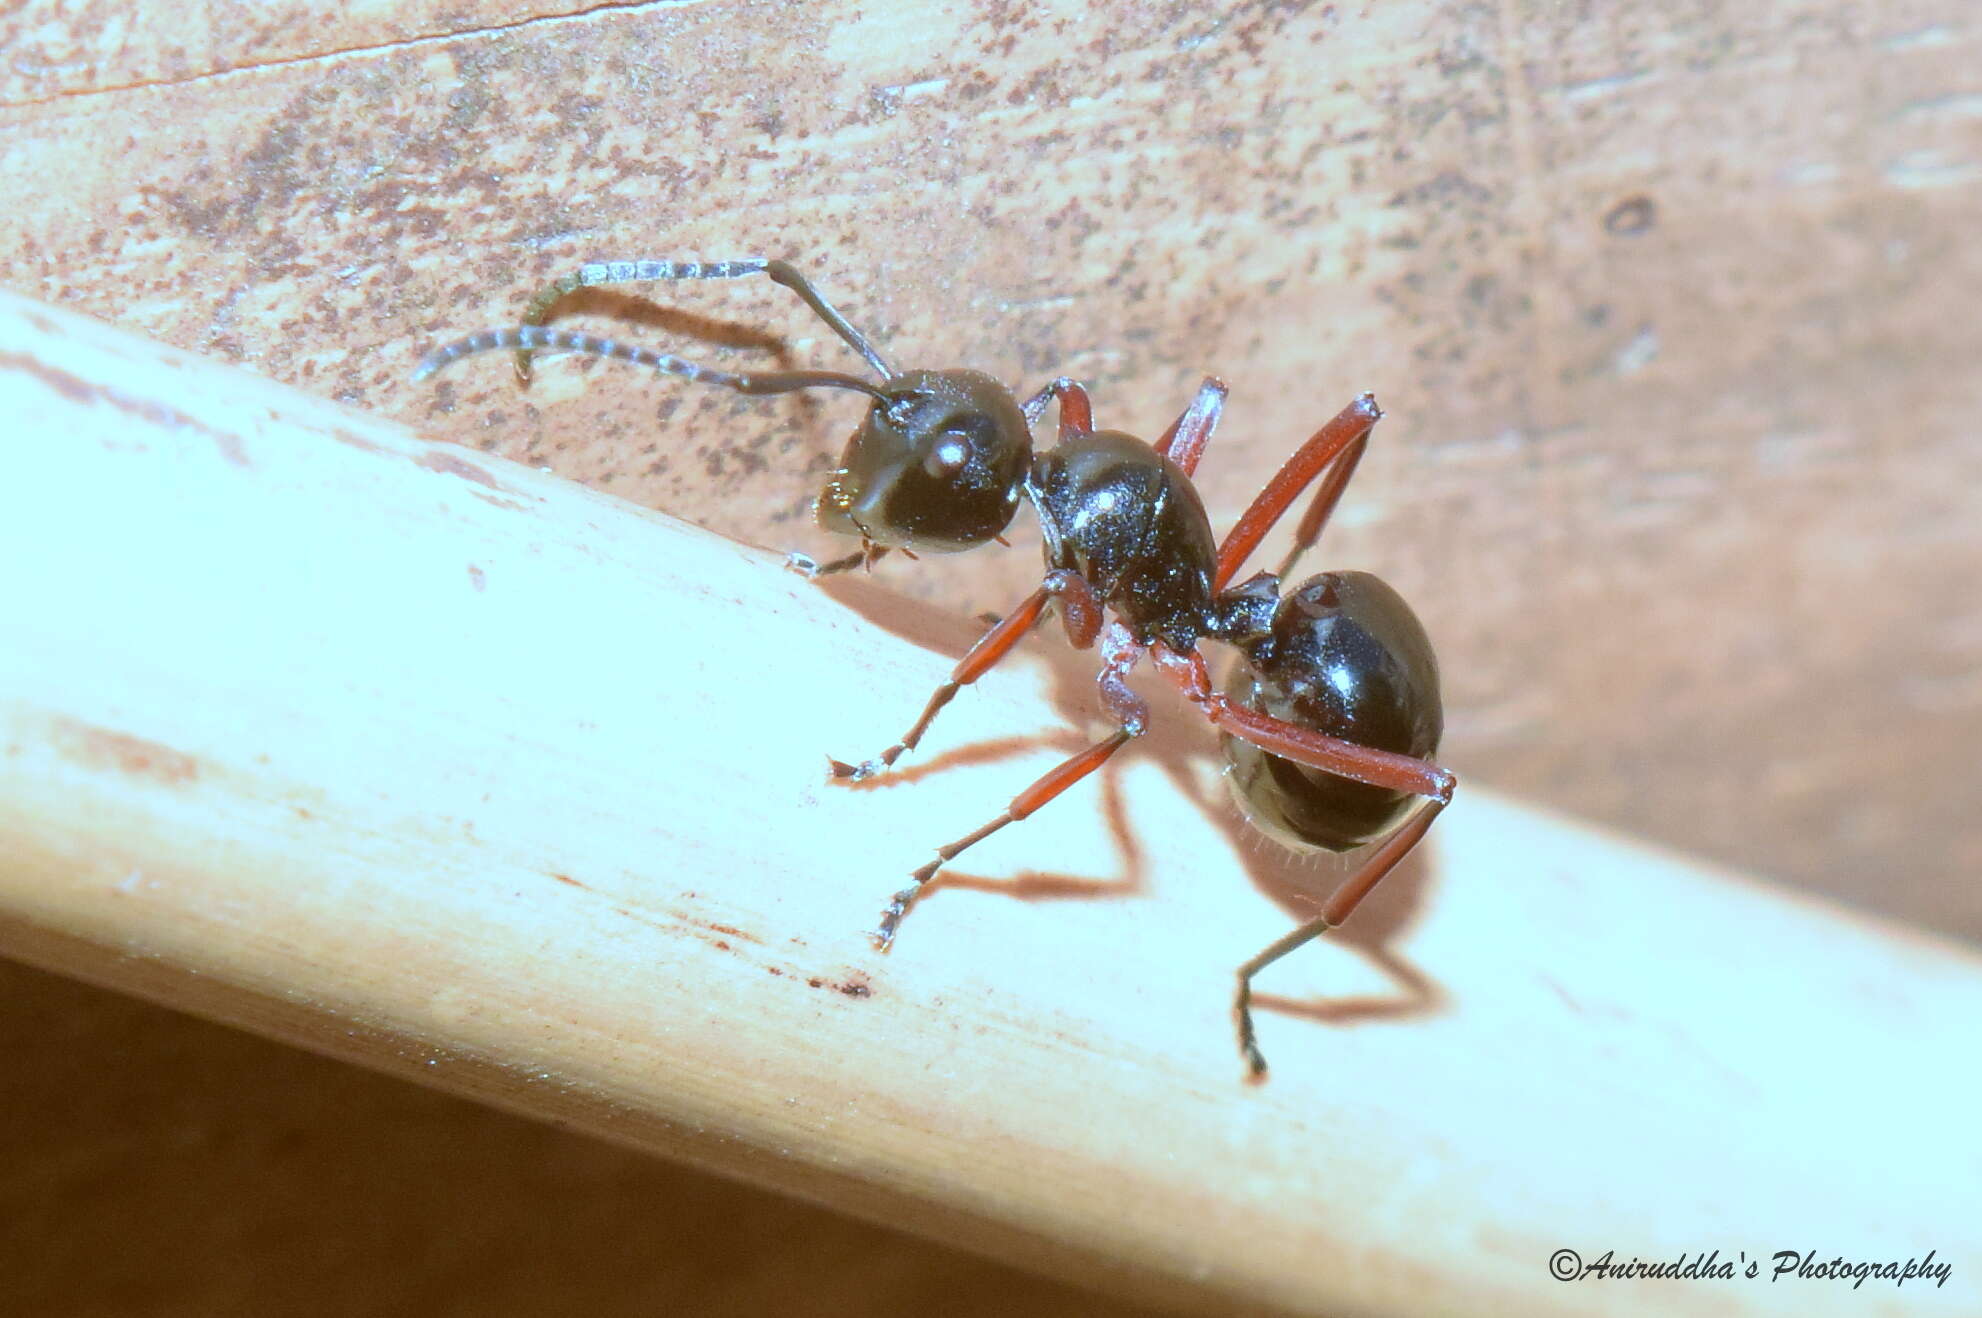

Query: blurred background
left=3, top=0, right=1975, bottom=1312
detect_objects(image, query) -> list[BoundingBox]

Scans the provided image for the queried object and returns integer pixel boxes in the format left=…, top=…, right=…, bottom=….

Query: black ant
left=415, top=259, right=1455, bottom=1078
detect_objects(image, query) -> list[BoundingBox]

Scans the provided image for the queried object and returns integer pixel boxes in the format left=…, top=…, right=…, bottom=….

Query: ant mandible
left=415, top=258, right=1456, bottom=1078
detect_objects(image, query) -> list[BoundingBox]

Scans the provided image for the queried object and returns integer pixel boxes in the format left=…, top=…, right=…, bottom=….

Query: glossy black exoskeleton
left=815, top=367, right=1030, bottom=554
left=1222, top=571, right=1443, bottom=851
left=1031, top=429, right=1221, bottom=653
left=414, top=258, right=1456, bottom=1078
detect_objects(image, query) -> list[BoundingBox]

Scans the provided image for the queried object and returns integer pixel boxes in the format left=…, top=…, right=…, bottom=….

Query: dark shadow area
left=922, top=757, right=1150, bottom=907
left=826, top=731, right=1085, bottom=791
left=1158, top=741, right=1446, bottom=1028
left=808, top=568, right=991, bottom=661
left=0, top=958, right=1170, bottom=1318
left=540, top=287, right=792, bottom=358
left=809, top=571, right=1451, bottom=1040
left=515, top=284, right=848, bottom=474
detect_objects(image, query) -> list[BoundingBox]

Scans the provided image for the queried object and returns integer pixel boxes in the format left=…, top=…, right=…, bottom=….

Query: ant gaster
left=416, top=259, right=1456, bottom=1078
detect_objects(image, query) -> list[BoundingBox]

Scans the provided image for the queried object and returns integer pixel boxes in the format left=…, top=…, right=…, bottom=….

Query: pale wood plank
left=2, top=292, right=1977, bottom=1316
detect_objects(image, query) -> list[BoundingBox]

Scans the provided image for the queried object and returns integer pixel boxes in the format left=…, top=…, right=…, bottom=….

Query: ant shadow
left=526, top=289, right=1447, bottom=1036
left=546, top=288, right=790, bottom=357
left=533, top=289, right=841, bottom=441
left=817, top=575, right=1144, bottom=910
left=815, top=571, right=1447, bottom=1033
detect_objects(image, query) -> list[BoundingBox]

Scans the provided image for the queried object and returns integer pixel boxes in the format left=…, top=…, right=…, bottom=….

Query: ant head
left=817, top=368, right=1032, bottom=553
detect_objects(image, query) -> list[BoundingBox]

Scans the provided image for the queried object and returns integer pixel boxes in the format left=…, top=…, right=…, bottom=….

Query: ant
left=415, top=259, right=1455, bottom=1078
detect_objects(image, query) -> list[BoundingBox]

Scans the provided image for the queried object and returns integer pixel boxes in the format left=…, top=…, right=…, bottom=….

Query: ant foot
left=873, top=877, right=925, bottom=949
left=828, top=754, right=892, bottom=782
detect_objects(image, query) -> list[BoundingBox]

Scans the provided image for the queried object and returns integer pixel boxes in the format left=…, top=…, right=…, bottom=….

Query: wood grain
left=2, top=1, right=1975, bottom=948
left=4, top=290, right=1980, bottom=1316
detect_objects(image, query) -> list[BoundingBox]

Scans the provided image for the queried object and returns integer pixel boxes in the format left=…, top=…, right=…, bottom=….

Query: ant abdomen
left=1221, top=571, right=1443, bottom=852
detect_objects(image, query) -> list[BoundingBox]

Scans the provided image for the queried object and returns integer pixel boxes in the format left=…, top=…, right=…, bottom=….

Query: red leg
left=1213, top=393, right=1382, bottom=590
left=1151, top=377, right=1228, bottom=477
left=1203, top=699, right=1452, bottom=799
left=1233, top=798, right=1446, bottom=1077
left=1019, top=377, right=1093, bottom=444
left=1271, top=431, right=1367, bottom=582
left=1153, top=642, right=1452, bottom=798
left=832, top=570, right=1103, bottom=782
left=874, top=622, right=1148, bottom=947
left=1148, top=642, right=1454, bottom=1076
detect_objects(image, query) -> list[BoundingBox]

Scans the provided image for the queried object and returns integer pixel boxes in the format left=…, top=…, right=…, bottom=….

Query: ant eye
left=923, top=436, right=970, bottom=477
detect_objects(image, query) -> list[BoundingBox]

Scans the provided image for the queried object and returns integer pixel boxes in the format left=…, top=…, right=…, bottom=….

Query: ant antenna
left=509, top=258, right=897, bottom=383
left=764, top=259, right=896, bottom=379
left=411, top=326, right=888, bottom=400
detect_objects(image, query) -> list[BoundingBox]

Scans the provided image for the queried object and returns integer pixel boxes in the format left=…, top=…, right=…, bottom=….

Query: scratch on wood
left=1879, top=26, right=1954, bottom=51
left=0, top=347, right=247, bottom=464
left=1893, top=93, right=1982, bottom=122
left=0, top=0, right=724, bottom=111
left=416, top=448, right=504, bottom=490
left=1557, top=70, right=1649, bottom=102
left=1611, top=326, right=1659, bottom=376
left=49, top=717, right=201, bottom=786
left=1885, top=152, right=1981, bottom=189
left=1492, top=0, right=1563, bottom=426
left=881, top=77, right=950, bottom=100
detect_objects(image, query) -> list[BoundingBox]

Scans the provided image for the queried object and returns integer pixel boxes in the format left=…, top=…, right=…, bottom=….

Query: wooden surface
left=2, top=1, right=1976, bottom=949
left=5, top=290, right=1980, bottom=1317
left=2, top=3, right=1978, bottom=1314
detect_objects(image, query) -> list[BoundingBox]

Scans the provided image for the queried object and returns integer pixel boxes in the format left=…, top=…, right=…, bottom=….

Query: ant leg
left=876, top=623, right=1147, bottom=947
left=1148, top=643, right=1455, bottom=1076
left=1212, top=394, right=1382, bottom=590
left=1270, top=431, right=1368, bottom=582
left=1151, top=377, right=1228, bottom=476
left=511, top=257, right=895, bottom=383
left=785, top=543, right=890, bottom=579
left=1019, top=378, right=1093, bottom=443
left=831, top=569, right=1103, bottom=782
left=1155, top=644, right=1453, bottom=798
left=1209, top=700, right=1452, bottom=797
left=1233, top=799, right=1446, bottom=1077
